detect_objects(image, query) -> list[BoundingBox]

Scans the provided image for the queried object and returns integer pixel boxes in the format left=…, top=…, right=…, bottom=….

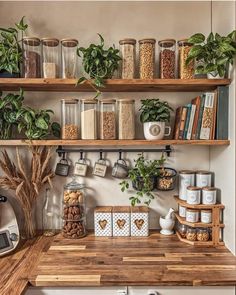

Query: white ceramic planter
left=207, top=72, right=224, bottom=79
left=143, top=121, right=171, bottom=140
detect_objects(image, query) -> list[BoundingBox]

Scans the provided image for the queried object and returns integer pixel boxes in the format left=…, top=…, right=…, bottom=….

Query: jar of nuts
left=139, top=38, right=156, bottom=79
left=119, top=38, right=136, bottom=79
left=62, top=220, right=86, bottom=239
left=99, top=99, right=116, bottom=139
left=178, top=223, right=188, bottom=238
left=197, top=228, right=210, bottom=242
left=158, top=39, right=176, bottom=79
left=156, top=167, right=177, bottom=191
left=61, top=99, right=79, bottom=139
left=63, top=177, right=85, bottom=205
left=178, top=39, right=194, bottom=79
left=186, top=227, right=197, bottom=241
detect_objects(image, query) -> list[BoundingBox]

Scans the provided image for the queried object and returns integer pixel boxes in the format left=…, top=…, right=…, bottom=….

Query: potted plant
left=0, top=17, right=28, bottom=77
left=186, top=31, right=236, bottom=78
left=139, top=99, right=173, bottom=140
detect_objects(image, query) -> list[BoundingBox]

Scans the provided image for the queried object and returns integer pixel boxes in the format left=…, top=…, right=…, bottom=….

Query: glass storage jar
left=202, top=187, right=217, bottom=205
left=186, top=186, right=201, bottom=205
left=43, top=188, right=56, bottom=237
left=186, top=208, right=199, bottom=223
left=117, top=99, right=135, bottom=139
left=99, top=99, right=116, bottom=139
left=42, top=38, right=60, bottom=78
left=158, top=39, right=176, bottom=79
left=119, top=38, right=136, bottom=79
left=178, top=223, right=188, bottom=238
left=61, top=38, right=78, bottom=78
left=186, top=227, right=197, bottom=241
left=81, top=99, right=98, bottom=139
left=61, top=99, right=79, bottom=139
left=196, top=171, right=212, bottom=188
left=139, top=38, right=156, bottom=79
left=179, top=170, right=195, bottom=201
left=23, top=37, right=41, bottom=78
left=201, top=209, right=212, bottom=224
left=197, top=228, right=210, bottom=241
left=178, top=39, right=194, bottom=79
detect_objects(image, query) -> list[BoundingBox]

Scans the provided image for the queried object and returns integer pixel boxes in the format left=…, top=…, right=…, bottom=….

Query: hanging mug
left=112, top=159, right=129, bottom=179
left=93, top=154, right=107, bottom=177
left=74, top=152, right=88, bottom=177
left=55, top=155, right=70, bottom=177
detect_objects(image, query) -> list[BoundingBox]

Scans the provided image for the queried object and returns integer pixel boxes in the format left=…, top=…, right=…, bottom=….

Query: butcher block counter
left=1, top=232, right=236, bottom=295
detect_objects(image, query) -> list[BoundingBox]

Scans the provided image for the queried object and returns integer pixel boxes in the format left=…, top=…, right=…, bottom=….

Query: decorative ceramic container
left=112, top=206, right=130, bottom=237
left=131, top=206, right=149, bottom=237
left=94, top=206, right=113, bottom=237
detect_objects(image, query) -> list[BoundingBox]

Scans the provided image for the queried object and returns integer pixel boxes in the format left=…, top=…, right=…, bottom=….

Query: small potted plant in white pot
left=139, top=99, right=173, bottom=140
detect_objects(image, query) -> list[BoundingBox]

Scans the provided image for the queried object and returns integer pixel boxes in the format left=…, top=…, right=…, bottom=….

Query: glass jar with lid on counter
left=178, top=39, right=194, bottom=79
left=117, top=99, right=135, bottom=139
left=139, top=38, right=156, bottom=79
left=99, top=99, right=116, bottom=139
left=61, top=38, right=78, bottom=78
left=23, top=37, right=41, bottom=78
left=119, top=38, right=136, bottom=79
left=81, top=99, right=98, bottom=139
left=61, top=99, right=79, bottom=139
left=158, top=39, right=176, bottom=79
left=42, top=38, right=60, bottom=78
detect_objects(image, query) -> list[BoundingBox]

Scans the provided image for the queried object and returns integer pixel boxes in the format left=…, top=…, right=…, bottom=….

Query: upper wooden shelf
left=174, top=196, right=225, bottom=209
left=0, top=78, right=231, bottom=92
left=0, top=139, right=230, bottom=146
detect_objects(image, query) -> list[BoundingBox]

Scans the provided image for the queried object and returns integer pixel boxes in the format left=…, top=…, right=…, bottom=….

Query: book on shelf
left=191, top=96, right=201, bottom=140
left=186, top=104, right=196, bottom=140
left=173, top=106, right=183, bottom=139
left=183, top=104, right=191, bottom=139
left=196, top=94, right=206, bottom=139
left=216, top=86, right=229, bottom=140
left=178, top=107, right=188, bottom=139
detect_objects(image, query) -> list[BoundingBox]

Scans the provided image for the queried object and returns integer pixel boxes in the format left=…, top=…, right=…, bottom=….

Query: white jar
left=196, top=171, right=212, bottom=188
left=178, top=205, right=186, bottom=218
left=186, top=186, right=201, bottom=205
left=179, top=170, right=195, bottom=201
left=201, top=210, right=212, bottom=224
left=202, top=187, right=217, bottom=205
left=186, top=209, right=199, bottom=223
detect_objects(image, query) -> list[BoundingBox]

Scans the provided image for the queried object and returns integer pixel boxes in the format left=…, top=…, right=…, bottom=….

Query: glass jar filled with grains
left=61, top=99, right=79, bottom=139
left=117, top=99, right=135, bottom=139
left=178, top=39, right=194, bottom=79
left=99, top=99, right=116, bottom=140
left=197, top=228, right=210, bottom=242
left=158, top=39, right=176, bottom=79
left=23, top=37, right=41, bottom=78
left=42, top=38, right=60, bottom=78
left=139, top=38, right=156, bottom=79
left=61, top=38, right=78, bottom=78
left=81, top=99, right=98, bottom=139
left=186, top=227, right=197, bottom=241
left=119, top=38, right=136, bottom=79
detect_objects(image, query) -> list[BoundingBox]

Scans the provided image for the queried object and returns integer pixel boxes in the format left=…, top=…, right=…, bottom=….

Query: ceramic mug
left=112, top=159, right=129, bottom=179
left=143, top=122, right=171, bottom=140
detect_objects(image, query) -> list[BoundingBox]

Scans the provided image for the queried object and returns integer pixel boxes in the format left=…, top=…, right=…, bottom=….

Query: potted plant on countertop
left=186, top=31, right=236, bottom=78
left=139, top=99, right=173, bottom=140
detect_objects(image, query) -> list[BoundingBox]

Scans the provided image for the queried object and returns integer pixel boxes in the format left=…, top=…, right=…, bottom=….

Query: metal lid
left=197, top=170, right=211, bottom=175
left=61, top=98, right=79, bottom=104
left=41, top=38, right=59, bottom=47
left=64, top=178, right=84, bottom=190
left=61, top=38, right=78, bottom=47
left=178, top=39, right=193, bottom=46
left=81, top=98, right=98, bottom=104
left=117, top=98, right=135, bottom=103
left=119, top=38, right=136, bottom=45
left=179, top=170, right=195, bottom=174
left=202, top=186, right=216, bottom=191
left=187, top=186, right=201, bottom=191
left=158, top=39, right=176, bottom=47
left=23, top=37, right=40, bottom=46
left=100, top=99, right=116, bottom=104
left=139, top=38, right=156, bottom=44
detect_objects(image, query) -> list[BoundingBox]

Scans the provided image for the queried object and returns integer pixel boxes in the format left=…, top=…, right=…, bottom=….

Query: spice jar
left=99, top=99, right=116, bottom=139
left=119, top=39, right=136, bottom=79
left=158, top=39, right=176, bottom=79
left=139, top=38, right=156, bottom=79
left=196, top=171, right=212, bottom=188
left=42, top=38, right=60, bottom=78
left=81, top=99, right=98, bottom=139
left=178, top=205, right=186, bottom=218
left=61, top=99, right=79, bottom=139
left=201, top=210, right=212, bottom=224
left=179, top=170, right=195, bottom=201
left=197, top=228, right=210, bottom=241
left=178, top=223, right=188, bottom=238
left=178, top=39, right=194, bottom=79
left=118, top=99, right=135, bottom=139
left=23, top=37, right=41, bottom=78
left=186, top=209, right=199, bottom=223
left=61, top=38, right=78, bottom=78
left=202, top=187, right=217, bottom=205
left=186, top=227, right=197, bottom=241
left=186, top=186, right=201, bottom=205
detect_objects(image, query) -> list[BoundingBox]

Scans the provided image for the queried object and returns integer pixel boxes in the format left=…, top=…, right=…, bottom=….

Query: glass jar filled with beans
left=139, top=38, right=156, bottom=79
left=119, top=38, right=136, bottom=79
left=158, top=39, right=176, bottom=79
left=178, top=39, right=194, bottom=79
left=61, top=99, right=79, bottom=139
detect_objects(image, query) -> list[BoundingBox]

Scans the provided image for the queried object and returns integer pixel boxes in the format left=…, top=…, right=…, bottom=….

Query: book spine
left=183, top=104, right=191, bottom=139
left=191, top=96, right=201, bottom=140
left=200, top=93, right=215, bottom=140
left=187, top=104, right=196, bottom=140
left=196, top=94, right=205, bottom=139
left=211, top=91, right=218, bottom=140
left=216, top=86, right=229, bottom=140
left=173, top=106, right=182, bottom=139
left=178, top=107, right=187, bottom=139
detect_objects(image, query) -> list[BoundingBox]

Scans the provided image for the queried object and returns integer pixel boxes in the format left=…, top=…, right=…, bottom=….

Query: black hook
left=62, top=152, right=66, bottom=160
left=80, top=150, right=83, bottom=160
left=57, top=145, right=63, bottom=157
left=99, top=150, right=103, bottom=160
left=119, top=150, right=122, bottom=160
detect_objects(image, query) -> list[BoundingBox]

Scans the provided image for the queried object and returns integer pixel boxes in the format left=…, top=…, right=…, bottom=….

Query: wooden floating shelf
left=0, top=139, right=230, bottom=146
left=176, top=231, right=224, bottom=246
left=174, top=196, right=225, bottom=209
left=175, top=213, right=225, bottom=228
left=0, top=78, right=231, bottom=92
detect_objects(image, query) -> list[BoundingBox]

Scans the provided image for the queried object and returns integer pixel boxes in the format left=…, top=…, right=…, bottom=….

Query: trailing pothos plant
left=77, top=34, right=121, bottom=99
left=0, top=16, right=28, bottom=75
left=186, top=31, right=236, bottom=77
left=120, top=154, right=166, bottom=206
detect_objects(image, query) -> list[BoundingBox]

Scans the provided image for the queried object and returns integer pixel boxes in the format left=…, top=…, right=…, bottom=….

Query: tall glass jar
left=23, top=37, right=41, bottom=78
left=178, top=39, right=194, bottom=79
left=61, top=38, right=78, bottom=78
left=62, top=177, right=86, bottom=239
left=61, top=99, right=79, bottom=139
left=43, top=188, right=57, bottom=237
left=42, top=38, right=60, bottom=78
left=139, top=38, right=156, bottom=79
left=81, top=99, right=98, bottom=139
left=158, top=39, right=176, bottom=79
left=117, top=99, right=135, bottom=139
left=119, top=38, right=136, bottom=79
left=99, top=99, right=116, bottom=139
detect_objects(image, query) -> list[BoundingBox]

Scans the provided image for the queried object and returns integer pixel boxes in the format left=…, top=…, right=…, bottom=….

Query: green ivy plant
left=120, top=154, right=166, bottom=206
left=139, top=99, right=173, bottom=123
left=186, top=31, right=236, bottom=77
left=0, top=16, right=28, bottom=75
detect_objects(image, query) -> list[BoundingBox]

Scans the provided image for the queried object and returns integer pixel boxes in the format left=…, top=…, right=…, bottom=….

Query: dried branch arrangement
left=0, top=146, right=54, bottom=239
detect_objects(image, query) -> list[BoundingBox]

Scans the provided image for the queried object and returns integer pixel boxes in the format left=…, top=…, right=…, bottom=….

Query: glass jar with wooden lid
left=61, top=38, right=78, bottom=79
left=179, top=170, right=195, bottom=201
left=23, top=37, right=41, bottom=78
left=186, top=208, right=199, bottom=223
left=197, top=228, right=210, bottom=241
left=42, top=38, right=60, bottom=78
left=178, top=39, right=194, bottom=79
left=99, top=99, right=116, bottom=140
left=201, top=209, right=212, bottom=224
left=117, top=99, right=135, bottom=139
left=119, top=38, right=136, bottom=79
left=202, top=186, right=217, bottom=205
left=186, top=186, right=201, bottom=205
left=186, top=227, right=197, bottom=241
left=81, top=99, right=98, bottom=139
left=139, top=38, right=156, bottom=79
left=196, top=171, right=212, bottom=188
left=158, top=39, right=176, bottom=79
left=61, top=99, right=79, bottom=139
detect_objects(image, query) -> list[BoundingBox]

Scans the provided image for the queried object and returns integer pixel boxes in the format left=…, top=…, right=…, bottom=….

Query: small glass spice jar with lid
left=202, top=187, right=217, bottom=205
left=139, top=38, right=156, bottom=79
left=42, top=38, right=60, bottom=78
left=178, top=204, right=186, bottom=218
left=178, top=223, right=188, bottom=238
left=178, top=39, right=194, bottom=79
left=158, top=39, right=176, bottom=79
left=99, top=99, right=116, bottom=139
left=61, top=38, right=78, bottom=78
left=117, top=99, right=135, bottom=139
left=81, top=99, right=98, bottom=139
left=186, top=186, right=201, bottom=205
left=196, top=171, right=212, bottom=188
left=186, top=208, right=199, bottom=223
left=119, top=38, right=136, bottom=79
left=23, top=37, right=41, bottom=78
left=201, top=210, right=212, bottom=224
left=186, top=227, right=197, bottom=241
left=197, top=228, right=210, bottom=241
left=61, top=99, right=79, bottom=139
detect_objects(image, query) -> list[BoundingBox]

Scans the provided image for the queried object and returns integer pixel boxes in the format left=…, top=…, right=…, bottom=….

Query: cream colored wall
left=0, top=2, right=234, bottom=244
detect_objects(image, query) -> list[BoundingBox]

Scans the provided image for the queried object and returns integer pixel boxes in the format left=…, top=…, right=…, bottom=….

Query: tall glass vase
left=22, top=204, right=37, bottom=239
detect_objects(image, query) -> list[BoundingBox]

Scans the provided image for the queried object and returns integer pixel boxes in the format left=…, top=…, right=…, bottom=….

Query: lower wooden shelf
left=175, top=213, right=224, bottom=228
left=176, top=231, right=224, bottom=246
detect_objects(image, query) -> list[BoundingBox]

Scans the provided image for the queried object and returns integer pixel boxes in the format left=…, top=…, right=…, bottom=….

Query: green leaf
left=36, top=117, right=48, bottom=130
left=188, top=33, right=205, bottom=44
left=207, top=32, right=214, bottom=43
left=188, top=45, right=204, bottom=58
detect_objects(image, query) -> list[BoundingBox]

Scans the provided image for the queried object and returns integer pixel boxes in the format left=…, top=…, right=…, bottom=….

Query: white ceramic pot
left=143, top=122, right=171, bottom=140
left=207, top=71, right=224, bottom=79
left=159, top=216, right=175, bottom=235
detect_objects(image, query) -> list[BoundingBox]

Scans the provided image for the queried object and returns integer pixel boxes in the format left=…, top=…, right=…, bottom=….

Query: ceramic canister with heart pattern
left=112, top=206, right=131, bottom=236
left=94, top=206, right=113, bottom=236
left=131, top=206, right=149, bottom=236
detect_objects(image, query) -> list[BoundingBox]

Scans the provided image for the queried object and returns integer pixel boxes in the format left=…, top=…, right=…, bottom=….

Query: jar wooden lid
left=179, top=170, right=195, bottom=174
left=202, top=186, right=216, bottom=191
left=81, top=98, right=98, bottom=104
left=23, top=37, right=40, bottom=46
left=131, top=206, right=149, bottom=213
left=61, top=98, right=78, bottom=104
left=41, top=38, right=59, bottom=46
left=113, top=206, right=130, bottom=213
left=61, top=38, right=78, bottom=47
left=119, top=38, right=136, bottom=45
left=186, top=209, right=199, bottom=213
left=158, top=39, right=176, bottom=47
left=94, top=206, right=113, bottom=213
left=201, top=209, right=211, bottom=213
left=117, top=98, right=135, bottom=103
left=187, top=186, right=201, bottom=191
left=139, top=38, right=156, bottom=44
left=100, top=99, right=116, bottom=104
left=197, top=170, right=211, bottom=175
left=178, top=39, right=192, bottom=46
